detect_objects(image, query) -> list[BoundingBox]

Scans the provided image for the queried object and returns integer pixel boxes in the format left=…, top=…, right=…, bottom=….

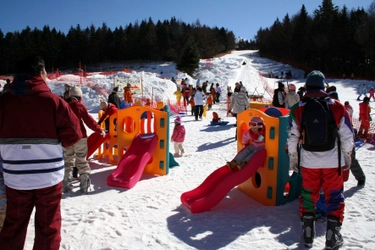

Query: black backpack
left=301, top=97, right=338, bottom=152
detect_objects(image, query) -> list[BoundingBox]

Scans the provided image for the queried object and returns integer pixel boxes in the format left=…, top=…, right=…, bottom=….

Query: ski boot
left=301, top=213, right=315, bottom=248
left=239, top=160, right=248, bottom=169
left=226, top=160, right=240, bottom=171
left=79, top=173, right=91, bottom=194
left=325, top=216, right=343, bottom=249
left=62, top=178, right=73, bottom=193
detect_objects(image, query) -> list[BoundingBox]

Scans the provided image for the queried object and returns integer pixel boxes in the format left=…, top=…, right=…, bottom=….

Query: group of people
left=173, top=79, right=223, bottom=120
left=0, top=54, right=370, bottom=250
left=357, top=83, right=375, bottom=101
left=272, top=81, right=302, bottom=109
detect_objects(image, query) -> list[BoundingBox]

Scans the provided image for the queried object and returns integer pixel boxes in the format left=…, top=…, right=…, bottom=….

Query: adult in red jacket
left=0, top=55, right=82, bottom=250
left=63, top=85, right=106, bottom=193
left=359, top=97, right=371, bottom=139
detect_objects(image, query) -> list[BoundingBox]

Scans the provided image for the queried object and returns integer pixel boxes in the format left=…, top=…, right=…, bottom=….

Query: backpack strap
left=337, top=134, right=341, bottom=176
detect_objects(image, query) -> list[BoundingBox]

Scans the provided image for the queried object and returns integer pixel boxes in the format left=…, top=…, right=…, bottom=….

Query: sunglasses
left=250, top=122, right=263, bottom=127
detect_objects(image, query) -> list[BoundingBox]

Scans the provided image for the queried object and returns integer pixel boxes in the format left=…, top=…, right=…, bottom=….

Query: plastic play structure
left=180, top=107, right=301, bottom=213
left=88, top=104, right=178, bottom=189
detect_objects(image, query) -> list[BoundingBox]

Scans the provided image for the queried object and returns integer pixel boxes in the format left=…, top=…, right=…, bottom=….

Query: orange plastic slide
left=180, top=149, right=266, bottom=213
left=107, top=133, right=158, bottom=189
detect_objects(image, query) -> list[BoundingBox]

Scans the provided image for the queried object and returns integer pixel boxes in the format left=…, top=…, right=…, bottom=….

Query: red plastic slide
left=86, top=132, right=110, bottom=159
left=180, top=149, right=266, bottom=213
left=106, top=133, right=158, bottom=189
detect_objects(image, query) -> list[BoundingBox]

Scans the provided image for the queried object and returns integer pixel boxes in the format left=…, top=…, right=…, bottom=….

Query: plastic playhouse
left=92, top=104, right=178, bottom=189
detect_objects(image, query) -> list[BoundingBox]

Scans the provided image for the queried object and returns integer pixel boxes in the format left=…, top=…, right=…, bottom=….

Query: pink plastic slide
left=180, top=149, right=267, bottom=213
left=86, top=132, right=110, bottom=159
left=107, top=133, right=158, bottom=189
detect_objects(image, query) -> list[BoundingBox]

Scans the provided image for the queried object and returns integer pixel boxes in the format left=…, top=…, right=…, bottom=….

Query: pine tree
left=176, top=38, right=200, bottom=76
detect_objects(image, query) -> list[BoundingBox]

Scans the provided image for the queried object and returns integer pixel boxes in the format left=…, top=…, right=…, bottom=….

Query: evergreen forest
left=0, top=17, right=235, bottom=75
left=0, top=0, right=374, bottom=79
left=253, top=0, right=375, bottom=79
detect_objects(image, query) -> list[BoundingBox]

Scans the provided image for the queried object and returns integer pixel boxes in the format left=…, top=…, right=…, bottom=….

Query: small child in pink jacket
left=227, top=116, right=266, bottom=171
left=171, top=116, right=186, bottom=157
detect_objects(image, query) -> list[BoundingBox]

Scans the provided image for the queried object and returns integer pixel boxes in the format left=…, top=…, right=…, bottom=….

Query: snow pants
left=300, top=167, right=345, bottom=223
left=234, top=145, right=263, bottom=164
left=194, top=105, right=204, bottom=120
left=358, top=118, right=370, bottom=139
left=0, top=182, right=62, bottom=250
left=350, top=147, right=366, bottom=182
left=173, top=142, right=184, bottom=155
left=63, top=137, right=91, bottom=180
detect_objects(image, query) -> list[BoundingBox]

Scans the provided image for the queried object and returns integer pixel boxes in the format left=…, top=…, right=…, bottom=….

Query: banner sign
left=114, top=77, right=142, bottom=95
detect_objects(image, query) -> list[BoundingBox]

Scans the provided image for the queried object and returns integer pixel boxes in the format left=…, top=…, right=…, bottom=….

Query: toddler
left=171, top=116, right=186, bottom=157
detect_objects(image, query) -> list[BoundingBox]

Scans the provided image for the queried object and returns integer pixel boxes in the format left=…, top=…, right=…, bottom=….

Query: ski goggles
left=249, top=122, right=263, bottom=128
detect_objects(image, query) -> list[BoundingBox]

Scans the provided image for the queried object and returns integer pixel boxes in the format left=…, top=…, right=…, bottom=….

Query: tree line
left=253, top=0, right=375, bottom=80
left=0, top=17, right=235, bottom=76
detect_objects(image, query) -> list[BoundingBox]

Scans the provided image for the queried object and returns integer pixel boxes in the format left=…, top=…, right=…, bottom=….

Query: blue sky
left=0, top=0, right=371, bottom=40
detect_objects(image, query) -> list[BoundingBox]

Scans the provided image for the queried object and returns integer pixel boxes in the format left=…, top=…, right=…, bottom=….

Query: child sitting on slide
left=227, top=116, right=266, bottom=171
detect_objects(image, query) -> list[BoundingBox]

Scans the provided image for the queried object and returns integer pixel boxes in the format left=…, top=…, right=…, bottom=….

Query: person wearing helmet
left=227, top=116, right=266, bottom=171
left=285, top=83, right=300, bottom=109
left=287, top=70, right=353, bottom=249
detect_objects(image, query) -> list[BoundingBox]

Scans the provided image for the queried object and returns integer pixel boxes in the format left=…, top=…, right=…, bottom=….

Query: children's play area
left=89, top=100, right=302, bottom=213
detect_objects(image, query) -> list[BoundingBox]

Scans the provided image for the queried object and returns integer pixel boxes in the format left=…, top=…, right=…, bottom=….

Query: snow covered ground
left=2, top=50, right=374, bottom=249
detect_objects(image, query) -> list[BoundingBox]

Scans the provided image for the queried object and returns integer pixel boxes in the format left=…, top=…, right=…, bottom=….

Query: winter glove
left=100, top=130, right=106, bottom=138
left=289, top=153, right=299, bottom=173
left=343, top=151, right=352, bottom=170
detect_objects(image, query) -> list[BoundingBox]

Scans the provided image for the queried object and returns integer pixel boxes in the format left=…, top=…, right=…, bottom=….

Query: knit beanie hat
left=240, top=86, right=246, bottom=92
left=100, top=100, right=108, bottom=109
left=69, top=85, right=82, bottom=97
left=174, top=116, right=182, bottom=124
left=306, top=70, right=325, bottom=89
